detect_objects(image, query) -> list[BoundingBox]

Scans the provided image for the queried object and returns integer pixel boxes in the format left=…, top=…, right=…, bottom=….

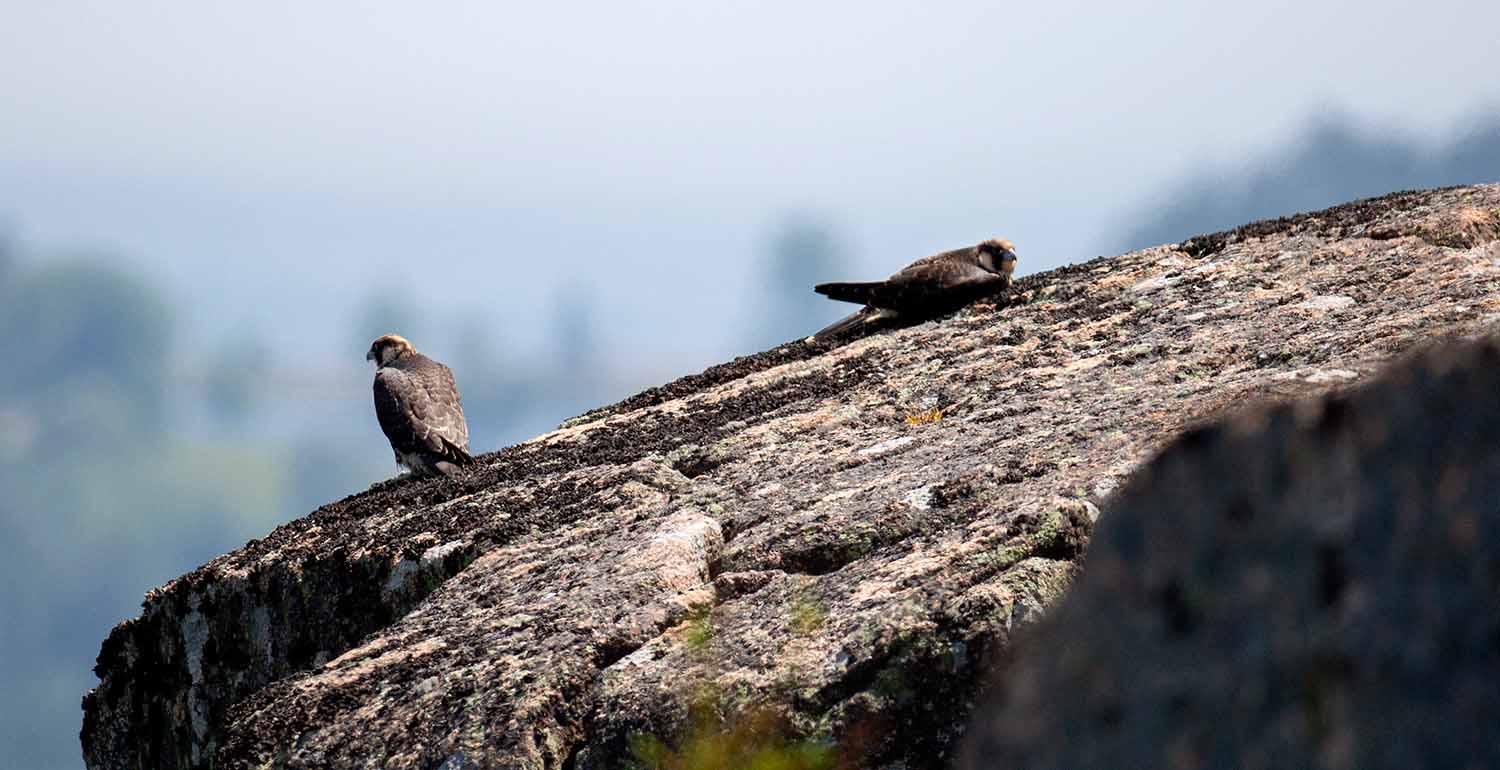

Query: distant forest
left=1111, top=111, right=1500, bottom=252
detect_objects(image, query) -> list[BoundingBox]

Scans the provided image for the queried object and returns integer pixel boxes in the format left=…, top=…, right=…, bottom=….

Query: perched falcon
left=810, top=238, right=1019, bottom=340
left=366, top=334, right=474, bottom=478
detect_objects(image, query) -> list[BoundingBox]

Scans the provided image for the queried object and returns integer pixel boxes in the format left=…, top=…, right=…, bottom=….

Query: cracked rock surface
left=82, top=185, right=1500, bottom=769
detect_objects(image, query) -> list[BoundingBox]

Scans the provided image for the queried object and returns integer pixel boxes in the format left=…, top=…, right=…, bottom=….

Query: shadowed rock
left=82, top=185, right=1500, bottom=769
left=961, top=337, right=1500, bottom=769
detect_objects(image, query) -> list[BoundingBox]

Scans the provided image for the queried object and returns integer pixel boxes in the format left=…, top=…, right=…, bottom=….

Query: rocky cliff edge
left=82, top=185, right=1500, bottom=769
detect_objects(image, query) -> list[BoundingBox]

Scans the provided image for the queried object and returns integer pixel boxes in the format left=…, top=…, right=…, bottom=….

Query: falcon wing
left=811, top=306, right=900, bottom=341
left=854, top=257, right=1000, bottom=312
left=373, top=362, right=472, bottom=463
left=816, top=244, right=1002, bottom=311
left=419, top=361, right=471, bottom=458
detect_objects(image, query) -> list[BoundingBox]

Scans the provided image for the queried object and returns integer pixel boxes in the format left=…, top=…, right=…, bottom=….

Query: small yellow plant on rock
left=903, top=407, right=943, bottom=426
left=683, top=607, right=715, bottom=653
left=628, top=708, right=834, bottom=770
left=787, top=591, right=827, bottom=636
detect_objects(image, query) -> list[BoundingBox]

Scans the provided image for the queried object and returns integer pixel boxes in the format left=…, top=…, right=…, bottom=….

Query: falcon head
left=367, top=334, right=417, bottom=366
left=976, top=239, right=1019, bottom=279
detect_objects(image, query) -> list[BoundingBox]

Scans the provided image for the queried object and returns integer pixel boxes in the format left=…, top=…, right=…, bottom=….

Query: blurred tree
left=0, top=259, right=173, bottom=451
left=754, top=216, right=849, bottom=347
left=453, top=313, right=506, bottom=385
left=353, top=292, right=420, bottom=351
left=0, top=254, right=296, bottom=770
left=1437, top=117, right=1500, bottom=185
left=1114, top=110, right=1500, bottom=251
left=203, top=332, right=269, bottom=426
left=0, top=222, right=14, bottom=288
left=287, top=436, right=383, bottom=513
left=450, top=313, right=516, bottom=450
left=550, top=283, right=600, bottom=375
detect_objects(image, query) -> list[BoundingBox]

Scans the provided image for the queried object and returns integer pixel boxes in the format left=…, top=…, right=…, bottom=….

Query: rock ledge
left=83, top=185, right=1500, bottom=769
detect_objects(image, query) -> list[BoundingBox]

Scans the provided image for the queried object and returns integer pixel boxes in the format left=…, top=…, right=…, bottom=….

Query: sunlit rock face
left=83, top=185, right=1500, bottom=770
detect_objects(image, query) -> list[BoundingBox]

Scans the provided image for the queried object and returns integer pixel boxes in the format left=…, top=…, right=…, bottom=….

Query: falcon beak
left=366, top=349, right=377, bottom=363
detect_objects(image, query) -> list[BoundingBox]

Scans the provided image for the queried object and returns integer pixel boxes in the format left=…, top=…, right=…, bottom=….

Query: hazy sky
left=4, top=0, right=1498, bottom=372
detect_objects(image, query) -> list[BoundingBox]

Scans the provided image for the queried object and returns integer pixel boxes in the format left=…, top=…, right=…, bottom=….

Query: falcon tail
left=427, top=442, right=475, bottom=477
left=812, top=310, right=870, bottom=341
left=814, top=281, right=886, bottom=306
left=443, top=439, right=475, bottom=465
left=811, top=307, right=901, bottom=342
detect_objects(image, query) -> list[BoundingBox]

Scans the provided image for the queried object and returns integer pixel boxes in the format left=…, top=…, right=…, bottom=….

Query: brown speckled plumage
left=812, top=238, right=1018, bottom=340
left=367, top=334, right=473, bottom=477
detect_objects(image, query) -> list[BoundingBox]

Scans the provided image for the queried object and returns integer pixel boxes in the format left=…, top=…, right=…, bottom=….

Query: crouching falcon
left=811, top=238, right=1018, bottom=341
left=366, top=334, right=474, bottom=477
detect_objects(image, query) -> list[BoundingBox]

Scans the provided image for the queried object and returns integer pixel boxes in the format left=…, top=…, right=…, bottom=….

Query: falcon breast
left=366, top=334, right=474, bottom=478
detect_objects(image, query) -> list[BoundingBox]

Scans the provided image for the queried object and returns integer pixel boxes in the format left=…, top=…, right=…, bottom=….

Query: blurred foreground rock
left=82, top=185, right=1500, bottom=769
left=961, top=335, right=1500, bottom=770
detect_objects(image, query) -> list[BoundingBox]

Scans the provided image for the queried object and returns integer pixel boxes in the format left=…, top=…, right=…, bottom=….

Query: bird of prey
left=810, top=238, right=1019, bottom=340
left=366, top=334, right=474, bottom=478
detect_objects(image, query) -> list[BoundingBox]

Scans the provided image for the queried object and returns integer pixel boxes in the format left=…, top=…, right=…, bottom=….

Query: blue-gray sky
left=5, top=0, right=1498, bottom=372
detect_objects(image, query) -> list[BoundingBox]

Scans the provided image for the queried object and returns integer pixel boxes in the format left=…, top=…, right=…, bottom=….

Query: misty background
left=3, top=2, right=1499, bottom=767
